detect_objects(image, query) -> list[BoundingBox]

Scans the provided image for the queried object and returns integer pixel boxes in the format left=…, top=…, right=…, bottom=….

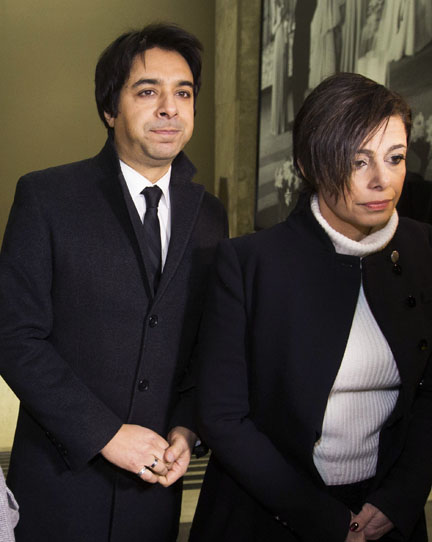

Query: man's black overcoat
left=0, top=139, right=227, bottom=541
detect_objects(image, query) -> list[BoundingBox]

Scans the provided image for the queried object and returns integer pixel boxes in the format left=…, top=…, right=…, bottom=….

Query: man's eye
left=177, top=90, right=191, bottom=98
left=138, top=89, right=155, bottom=96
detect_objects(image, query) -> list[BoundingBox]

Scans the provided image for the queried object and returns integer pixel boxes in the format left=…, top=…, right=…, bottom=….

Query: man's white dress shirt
left=120, top=160, right=171, bottom=269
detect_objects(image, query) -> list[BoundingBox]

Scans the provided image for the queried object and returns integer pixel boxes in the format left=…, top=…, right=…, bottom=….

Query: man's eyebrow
left=132, top=78, right=159, bottom=88
left=131, top=78, right=194, bottom=88
left=177, top=80, right=194, bottom=89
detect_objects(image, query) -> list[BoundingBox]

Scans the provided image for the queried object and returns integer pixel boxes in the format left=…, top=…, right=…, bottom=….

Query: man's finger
left=164, top=439, right=184, bottom=464
left=159, top=464, right=187, bottom=487
left=136, top=465, right=160, bottom=484
left=146, top=456, right=169, bottom=476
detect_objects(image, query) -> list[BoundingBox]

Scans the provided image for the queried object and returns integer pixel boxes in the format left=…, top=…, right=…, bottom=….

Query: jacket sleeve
left=197, top=239, right=351, bottom=542
left=0, top=177, right=122, bottom=471
left=367, top=355, right=432, bottom=539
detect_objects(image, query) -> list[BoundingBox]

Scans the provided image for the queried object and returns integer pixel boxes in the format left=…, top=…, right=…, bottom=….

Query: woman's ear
left=297, top=160, right=306, bottom=178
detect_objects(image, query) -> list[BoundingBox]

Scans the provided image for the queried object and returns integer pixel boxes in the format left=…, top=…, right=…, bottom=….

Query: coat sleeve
left=169, top=199, right=229, bottom=437
left=0, top=177, right=122, bottom=471
left=197, top=239, right=351, bottom=542
left=364, top=222, right=432, bottom=539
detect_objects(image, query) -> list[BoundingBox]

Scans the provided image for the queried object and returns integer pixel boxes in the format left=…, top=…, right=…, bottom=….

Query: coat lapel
left=94, top=138, right=153, bottom=298
left=94, top=141, right=204, bottom=303
left=155, top=153, right=204, bottom=302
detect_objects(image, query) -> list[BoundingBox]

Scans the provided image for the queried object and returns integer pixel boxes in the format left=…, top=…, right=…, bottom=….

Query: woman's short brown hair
left=292, top=72, right=411, bottom=198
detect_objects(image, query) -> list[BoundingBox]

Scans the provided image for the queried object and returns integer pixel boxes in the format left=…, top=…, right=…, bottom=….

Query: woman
left=190, top=73, right=432, bottom=542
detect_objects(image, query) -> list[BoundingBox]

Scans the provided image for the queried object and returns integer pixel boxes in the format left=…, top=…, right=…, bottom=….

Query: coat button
left=419, top=339, right=428, bottom=351
left=138, top=379, right=149, bottom=391
left=392, top=264, right=402, bottom=275
left=406, top=295, right=416, bottom=307
left=391, top=250, right=399, bottom=263
left=149, top=315, right=158, bottom=327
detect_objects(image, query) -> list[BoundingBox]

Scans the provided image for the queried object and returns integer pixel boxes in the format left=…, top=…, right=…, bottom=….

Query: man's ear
left=104, top=111, right=116, bottom=128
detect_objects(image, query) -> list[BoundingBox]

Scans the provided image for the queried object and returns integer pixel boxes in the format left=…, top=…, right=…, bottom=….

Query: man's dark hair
left=95, top=23, right=203, bottom=129
left=293, top=72, right=412, bottom=199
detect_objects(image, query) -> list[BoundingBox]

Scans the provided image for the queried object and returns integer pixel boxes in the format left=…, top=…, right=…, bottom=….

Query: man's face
left=104, top=47, right=195, bottom=181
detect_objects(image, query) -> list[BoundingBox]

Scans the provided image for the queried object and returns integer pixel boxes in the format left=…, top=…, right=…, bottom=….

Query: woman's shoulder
left=226, top=220, right=298, bottom=255
left=226, top=203, right=323, bottom=255
left=397, top=216, right=432, bottom=247
left=216, top=214, right=317, bottom=276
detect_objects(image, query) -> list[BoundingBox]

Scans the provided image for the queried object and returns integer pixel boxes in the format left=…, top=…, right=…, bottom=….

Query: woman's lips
left=361, top=200, right=392, bottom=211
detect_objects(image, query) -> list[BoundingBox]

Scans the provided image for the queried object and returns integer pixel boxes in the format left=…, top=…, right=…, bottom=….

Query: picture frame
left=255, top=0, right=432, bottom=230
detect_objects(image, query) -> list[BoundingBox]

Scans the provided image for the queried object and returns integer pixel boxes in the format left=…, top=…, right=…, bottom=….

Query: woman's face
left=318, top=115, right=407, bottom=241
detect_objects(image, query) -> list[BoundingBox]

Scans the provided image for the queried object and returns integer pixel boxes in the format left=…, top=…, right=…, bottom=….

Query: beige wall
left=214, top=0, right=260, bottom=237
left=0, top=0, right=215, bottom=450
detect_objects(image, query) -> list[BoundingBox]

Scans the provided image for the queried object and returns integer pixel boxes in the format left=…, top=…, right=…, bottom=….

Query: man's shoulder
left=171, top=151, right=227, bottom=219
left=192, top=188, right=228, bottom=238
left=19, top=155, right=98, bottom=187
left=200, top=189, right=225, bottom=213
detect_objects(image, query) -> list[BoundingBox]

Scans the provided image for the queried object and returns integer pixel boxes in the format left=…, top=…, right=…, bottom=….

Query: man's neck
left=119, top=158, right=172, bottom=184
left=113, top=138, right=175, bottom=184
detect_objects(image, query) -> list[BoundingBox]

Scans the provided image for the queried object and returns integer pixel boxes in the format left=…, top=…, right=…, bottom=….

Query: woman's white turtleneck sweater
left=310, top=194, right=401, bottom=486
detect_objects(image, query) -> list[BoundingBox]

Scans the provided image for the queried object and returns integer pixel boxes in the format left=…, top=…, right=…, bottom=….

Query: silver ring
left=137, top=466, right=147, bottom=477
left=149, top=457, right=159, bottom=470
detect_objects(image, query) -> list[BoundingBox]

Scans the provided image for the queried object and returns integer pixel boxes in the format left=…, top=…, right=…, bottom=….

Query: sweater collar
left=310, top=193, right=399, bottom=257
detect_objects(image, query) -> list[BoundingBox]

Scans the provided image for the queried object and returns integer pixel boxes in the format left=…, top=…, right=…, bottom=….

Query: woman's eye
left=389, top=154, right=405, bottom=165
left=353, top=159, right=367, bottom=169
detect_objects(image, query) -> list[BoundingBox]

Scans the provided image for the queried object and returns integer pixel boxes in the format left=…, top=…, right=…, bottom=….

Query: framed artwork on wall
left=255, top=0, right=432, bottom=230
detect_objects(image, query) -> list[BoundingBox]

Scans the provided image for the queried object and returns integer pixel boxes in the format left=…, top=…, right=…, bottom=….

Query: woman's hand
left=345, top=530, right=366, bottom=542
left=345, top=511, right=366, bottom=542
left=351, top=503, right=394, bottom=540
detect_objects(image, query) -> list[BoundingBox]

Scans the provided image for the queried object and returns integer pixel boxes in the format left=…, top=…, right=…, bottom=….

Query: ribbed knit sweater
left=310, top=194, right=401, bottom=485
left=0, top=468, right=18, bottom=542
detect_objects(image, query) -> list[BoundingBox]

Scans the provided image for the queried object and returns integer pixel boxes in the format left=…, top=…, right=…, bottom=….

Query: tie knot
left=143, top=186, right=162, bottom=209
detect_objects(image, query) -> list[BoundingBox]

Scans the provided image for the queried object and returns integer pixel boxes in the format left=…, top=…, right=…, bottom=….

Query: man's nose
left=156, top=93, right=178, bottom=119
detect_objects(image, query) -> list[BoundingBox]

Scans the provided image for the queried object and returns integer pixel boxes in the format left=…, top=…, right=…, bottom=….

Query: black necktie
left=142, top=186, right=163, bottom=295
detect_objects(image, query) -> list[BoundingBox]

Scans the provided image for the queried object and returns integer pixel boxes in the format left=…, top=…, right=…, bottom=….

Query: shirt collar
left=119, top=160, right=171, bottom=206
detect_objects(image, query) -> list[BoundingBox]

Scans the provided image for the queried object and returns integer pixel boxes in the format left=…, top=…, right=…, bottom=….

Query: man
left=0, top=23, right=227, bottom=541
